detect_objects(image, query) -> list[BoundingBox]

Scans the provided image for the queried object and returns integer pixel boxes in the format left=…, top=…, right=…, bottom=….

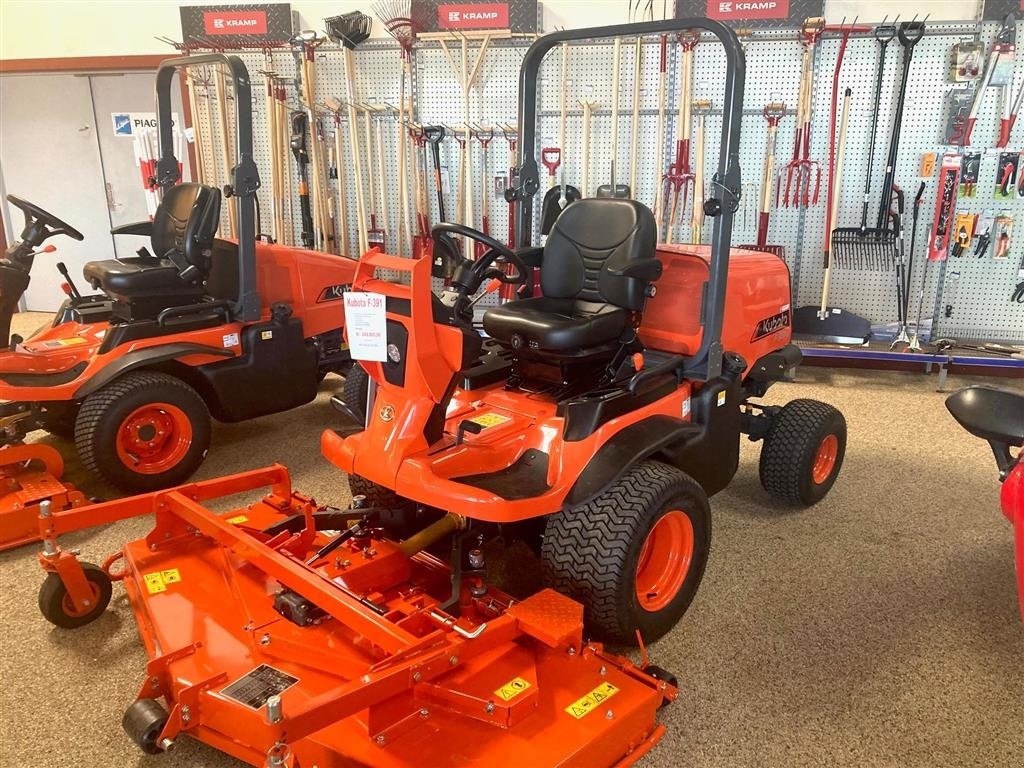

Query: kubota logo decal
left=708, top=0, right=788, bottom=20
left=316, top=284, right=347, bottom=303
left=438, top=3, right=509, bottom=30
left=751, top=309, right=791, bottom=341
left=203, top=10, right=268, bottom=35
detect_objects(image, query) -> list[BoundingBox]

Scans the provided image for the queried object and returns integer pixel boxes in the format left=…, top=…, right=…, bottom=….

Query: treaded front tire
left=75, top=371, right=211, bottom=493
left=541, top=460, right=710, bottom=645
left=342, top=365, right=370, bottom=426
left=759, top=398, right=846, bottom=506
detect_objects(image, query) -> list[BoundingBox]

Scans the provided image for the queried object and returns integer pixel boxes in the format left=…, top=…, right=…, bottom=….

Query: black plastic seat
left=84, top=183, right=221, bottom=301
left=946, top=386, right=1024, bottom=447
left=483, top=198, right=660, bottom=360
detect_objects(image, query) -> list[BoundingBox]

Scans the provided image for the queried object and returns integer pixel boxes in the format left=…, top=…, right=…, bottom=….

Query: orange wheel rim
left=115, top=403, right=193, bottom=475
left=635, top=510, right=694, bottom=612
left=60, top=582, right=100, bottom=618
left=812, top=434, right=839, bottom=484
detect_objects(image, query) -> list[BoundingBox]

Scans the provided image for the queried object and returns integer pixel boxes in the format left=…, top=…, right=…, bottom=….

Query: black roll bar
left=155, top=53, right=261, bottom=322
left=514, top=19, right=746, bottom=382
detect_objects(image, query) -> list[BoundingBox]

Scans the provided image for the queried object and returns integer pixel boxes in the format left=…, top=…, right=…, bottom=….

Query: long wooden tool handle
left=375, top=116, right=389, bottom=244
left=334, top=120, right=349, bottom=255
left=213, top=67, right=237, bottom=238
left=186, top=72, right=206, bottom=184
left=690, top=110, right=705, bottom=244
left=629, top=34, right=642, bottom=195
left=610, top=37, right=622, bottom=187
left=344, top=49, right=369, bottom=254
left=821, top=88, right=852, bottom=313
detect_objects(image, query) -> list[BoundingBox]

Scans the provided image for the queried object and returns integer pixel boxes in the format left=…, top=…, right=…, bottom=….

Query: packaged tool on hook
left=929, top=154, right=961, bottom=261
left=921, top=152, right=937, bottom=177
left=951, top=41, right=983, bottom=81
left=973, top=209, right=995, bottom=257
left=959, top=152, right=981, bottom=197
left=994, top=212, right=1014, bottom=259
left=943, top=269, right=961, bottom=318
left=995, top=152, right=1019, bottom=198
left=944, top=87, right=975, bottom=145
left=949, top=213, right=976, bottom=257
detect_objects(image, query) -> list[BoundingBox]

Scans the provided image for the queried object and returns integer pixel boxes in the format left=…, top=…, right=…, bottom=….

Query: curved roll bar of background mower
left=155, top=53, right=262, bottom=322
left=514, top=18, right=746, bottom=382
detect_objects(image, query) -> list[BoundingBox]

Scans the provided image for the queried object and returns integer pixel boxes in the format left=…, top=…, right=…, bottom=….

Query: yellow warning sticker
left=469, top=412, right=511, bottom=428
left=226, top=515, right=249, bottom=525
left=43, top=337, right=87, bottom=347
left=260, top=330, right=274, bottom=341
left=143, top=568, right=182, bottom=594
left=565, top=682, right=619, bottom=719
left=716, top=391, right=727, bottom=407
left=494, top=677, right=531, bottom=702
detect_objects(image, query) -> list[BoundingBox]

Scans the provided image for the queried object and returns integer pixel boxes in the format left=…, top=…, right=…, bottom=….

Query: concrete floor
left=1, top=312, right=1021, bottom=767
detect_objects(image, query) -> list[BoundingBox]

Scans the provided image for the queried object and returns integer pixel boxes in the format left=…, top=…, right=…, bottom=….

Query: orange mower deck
left=0, top=443, right=88, bottom=551
left=33, top=466, right=676, bottom=766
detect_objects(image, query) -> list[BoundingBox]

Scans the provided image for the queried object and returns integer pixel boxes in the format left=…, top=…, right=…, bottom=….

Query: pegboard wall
left=184, top=16, right=1024, bottom=343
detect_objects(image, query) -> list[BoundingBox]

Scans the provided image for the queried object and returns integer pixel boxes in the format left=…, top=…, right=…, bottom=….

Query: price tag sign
left=343, top=292, right=387, bottom=361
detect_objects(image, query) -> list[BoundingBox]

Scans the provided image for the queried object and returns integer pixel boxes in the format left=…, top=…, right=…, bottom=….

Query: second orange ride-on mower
left=328, top=21, right=848, bottom=646
left=0, top=54, right=359, bottom=550
left=28, top=20, right=839, bottom=768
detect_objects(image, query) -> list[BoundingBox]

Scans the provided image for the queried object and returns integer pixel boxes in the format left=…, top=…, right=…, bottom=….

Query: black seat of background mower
left=83, top=183, right=221, bottom=302
left=946, top=386, right=1024, bottom=447
left=483, top=198, right=659, bottom=358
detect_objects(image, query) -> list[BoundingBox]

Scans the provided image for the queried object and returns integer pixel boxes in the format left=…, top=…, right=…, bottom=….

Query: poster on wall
left=410, top=0, right=538, bottom=34
left=983, top=0, right=1023, bottom=21
left=179, top=3, right=294, bottom=47
left=675, top=0, right=824, bottom=27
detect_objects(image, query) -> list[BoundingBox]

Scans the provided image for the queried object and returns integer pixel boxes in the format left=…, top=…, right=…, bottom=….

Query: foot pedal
left=506, top=588, right=583, bottom=648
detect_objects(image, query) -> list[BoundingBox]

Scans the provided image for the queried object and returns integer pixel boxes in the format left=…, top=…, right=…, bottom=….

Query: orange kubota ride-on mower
left=0, top=54, right=359, bottom=551
left=28, top=19, right=843, bottom=768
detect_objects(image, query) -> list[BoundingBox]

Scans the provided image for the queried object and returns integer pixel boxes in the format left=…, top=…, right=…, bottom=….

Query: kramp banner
left=675, top=0, right=823, bottom=27
left=179, top=3, right=294, bottom=47
left=411, top=0, right=538, bottom=33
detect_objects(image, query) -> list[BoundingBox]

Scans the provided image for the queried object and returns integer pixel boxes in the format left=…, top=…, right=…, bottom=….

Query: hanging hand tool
left=411, top=124, right=432, bottom=259
left=290, top=110, right=316, bottom=249
left=689, top=99, right=711, bottom=245
left=904, top=181, right=926, bottom=311
left=996, top=152, right=1019, bottom=198
left=821, top=88, right=852, bottom=318
left=579, top=101, right=597, bottom=202
left=1000, top=78, right=1024, bottom=147
left=907, top=224, right=934, bottom=352
left=739, top=101, right=786, bottom=257
left=652, top=34, right=669, bottom=237
left=855, top=23, right=896, bottom=240
left=261, top=58, right=282, bottom=243
left=960, top=15, right=1015, bottom=146
left=363, top=107, right=386, bottom=250
left=542, top=147, right=562, bottom=189
left=293, top=32, right=333, bottom=252
left=452, top=127, right=468, bottom=225
left=629, top=28, right=643, bottom=198
left=949, top=217, right=972, bottom=258
left=890, top=185, right=911, bottom=350
left=474, top=125, right=494, bottom=259
left=374, top=109, right=391, bottom=252
left=212, top=63, right=238, bottom=237
left=326, top=105, right=350, bottom=256
left=424, top=125, right=447, bottom=223
left=599, top=36, right=630, bottom=198
left=558, top=42, right=570, bottom=209
left=662, top=31, right=698, bottom=242
left=499, top=123, right=518, bottom=300
left=783, top=18, right=825, bottom=208
left=325, top=12, right=372, bottom=254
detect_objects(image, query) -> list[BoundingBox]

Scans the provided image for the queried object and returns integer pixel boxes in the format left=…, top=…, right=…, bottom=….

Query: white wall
left=0, top=0, right=985, bottom=61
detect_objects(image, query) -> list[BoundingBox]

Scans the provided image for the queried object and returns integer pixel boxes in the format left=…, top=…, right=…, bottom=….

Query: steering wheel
left=7, top=195, right=84, bottom=244
left=430, top=223, right=528, bottom=294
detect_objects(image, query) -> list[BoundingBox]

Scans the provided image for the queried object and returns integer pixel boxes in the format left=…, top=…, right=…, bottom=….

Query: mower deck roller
left=36, top=466, right=674, bottom=766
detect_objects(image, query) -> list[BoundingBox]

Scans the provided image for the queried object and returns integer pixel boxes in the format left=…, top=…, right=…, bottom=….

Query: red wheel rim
left=60, top=582, right=100, bottom=618
left=812, top=434, right=839, bottom=484
left=635, top=510, right=694, bottom=612
left=115, top=402, right=193, bottom=475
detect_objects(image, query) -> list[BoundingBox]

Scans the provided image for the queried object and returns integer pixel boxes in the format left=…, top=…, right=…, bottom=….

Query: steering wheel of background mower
left=6, top=195, right=85, bottom=244
left=431, top=222, right=528, bottom=293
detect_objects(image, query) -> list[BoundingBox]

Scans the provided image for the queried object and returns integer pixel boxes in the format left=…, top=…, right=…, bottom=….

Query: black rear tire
left=759, top=398, right=846, bottom=506
left=123, top=698, right=169, bottom=755
left=342, top=365, right=370, bottom=425
left=38, top=562, right=112, bottom=629
left=75, top=371, right=211, bottom=493
left=541, top=460, right=710, bottom=645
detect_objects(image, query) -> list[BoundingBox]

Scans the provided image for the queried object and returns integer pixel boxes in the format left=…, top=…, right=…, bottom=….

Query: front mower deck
left=37, top=466, right=674, bottom=767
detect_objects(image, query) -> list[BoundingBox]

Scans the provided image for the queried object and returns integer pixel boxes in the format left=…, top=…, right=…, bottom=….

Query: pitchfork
left=783, top=17, right=825, bottom=208
left=662, top=31, right=699, bottom=243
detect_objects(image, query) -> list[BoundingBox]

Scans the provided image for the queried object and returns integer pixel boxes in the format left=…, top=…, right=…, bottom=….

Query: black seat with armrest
left=482, top=198, right=660, bottom=383
left=83, top=183, right=222, bottom=320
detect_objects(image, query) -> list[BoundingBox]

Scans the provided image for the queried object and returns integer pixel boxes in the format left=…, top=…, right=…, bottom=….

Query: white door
left=90, top=72, right=190, bottom=259
left=0, top=73, right=113, bottom=310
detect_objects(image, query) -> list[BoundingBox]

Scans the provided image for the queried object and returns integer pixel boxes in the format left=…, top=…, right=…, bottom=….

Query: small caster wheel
left=123, top=698, right=170, bottom=755
left=38, top=562, right=112, bottom=628
left=642, top=664, right=678, bottom=708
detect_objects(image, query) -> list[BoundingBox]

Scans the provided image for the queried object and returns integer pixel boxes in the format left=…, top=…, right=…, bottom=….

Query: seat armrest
left=609, top=259, right=663, bottom=281
left=515, top=246, right=544, bottom=268
left=110, top=221, right=153, bottom=237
